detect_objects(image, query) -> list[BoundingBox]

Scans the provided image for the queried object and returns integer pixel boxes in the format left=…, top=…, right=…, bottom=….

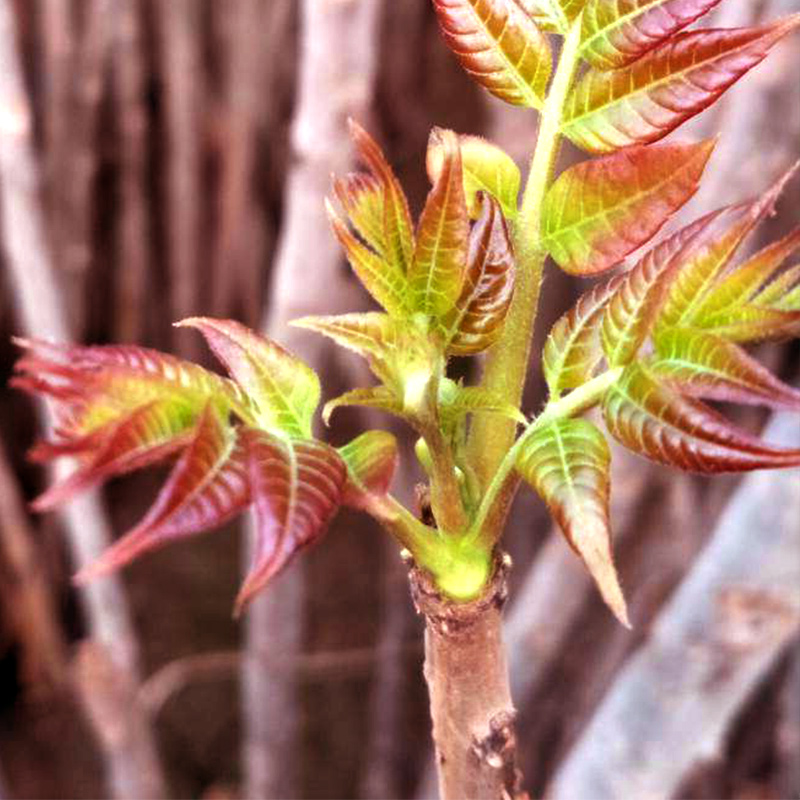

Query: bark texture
left=413, top=558, right=526, bottom=800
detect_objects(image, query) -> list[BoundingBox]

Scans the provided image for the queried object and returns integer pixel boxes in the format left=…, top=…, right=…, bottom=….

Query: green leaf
left=410, top=129, right=471, bottom=316
left=600, top=208, right=722, bottom=367
left=432, top=0, right=552, bottom=108
left=322, top=387, right=402, bottom=426
left=338, top=430, right=399, bottom=511
left=656, top=166, right=797, bottom=333
left=543, top=273, right=623, bottom=396
left=292, top=312, right=399, bottom=365
left=516, top=0, right=561, bottom=32
left=769, top=270, right=800, bottom=311
left=177, top=317, right=320, bottom=439
left=517, top=418, right=629, bottom=626
left=347, top=121, right=414, bottom=274
left=427, top=133, right=521, bottom=220
left=580, top=0, right=722, bottom=69
left=535, top=0, right=586, bottom=33
left=689, top=227, right=800, bottom=320
left=541, top=140, right=715, bottom=275
left=692, top=305, right=800, bottom=344
left=751, top=263, right=800, bottom=309
left=438, top=193, right=516, bottom=355
left=439, top=383, right=526, bottom=424
left=562, top=17, right=800, bottom=153
left=325, top=200, right=411, bottom=316
left=602, top=362, right=800, bottom=472
left=651, top=328, right=800, bottom=410
left=236, top=431, right=345, bottom=613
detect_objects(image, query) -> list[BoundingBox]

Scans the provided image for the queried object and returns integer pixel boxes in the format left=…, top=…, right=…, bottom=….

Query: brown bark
left=412, top=558, right=527, bottom=800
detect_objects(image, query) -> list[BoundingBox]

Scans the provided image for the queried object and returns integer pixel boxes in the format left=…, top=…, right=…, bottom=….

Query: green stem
left=466, top=20, right=584, bottom=489
left=469, top=367, right=622, bottom=548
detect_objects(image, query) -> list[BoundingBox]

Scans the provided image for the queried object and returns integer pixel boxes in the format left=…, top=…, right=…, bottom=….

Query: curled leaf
left=323, top=387, right=403, bottom=426
left=439, top=193, right=516, bottom=354
left=542, top=140, right=715, bottom=275
left=602, top=362, right=800, bottom=472
left=432, top=0, right=552, bottom=108
left=563, top=17, right=800, bottom=153
left=427, top=133, right=521, bottom=220
left=338, top=430, right=399, bottom=511
left=518, top=418, right=629, bottom=626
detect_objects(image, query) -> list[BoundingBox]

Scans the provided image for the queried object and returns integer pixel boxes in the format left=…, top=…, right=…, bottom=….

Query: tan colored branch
left=413, top=559, right=526, bottom=800
left=548, top=413, right=800, bottom=800
left=0, top=439, right=66, bottom=693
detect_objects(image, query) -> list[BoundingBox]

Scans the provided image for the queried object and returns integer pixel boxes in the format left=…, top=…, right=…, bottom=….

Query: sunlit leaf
left=177, top=317, right=320, bottom=438
left=690, top=228, right=800, bottom=320
left=411, top=129, right=470, bottom=316
left=432, top=0, right=552, bottom=108
left=562, top=17, right=800, bottom=153
left=516, top=0, right=561, bottom=32
left=427, top=133, right=521, bottom=219
left=602, top=362, right=800, bottom=472
left=517, top=418, right=629, bottom=625
left=439, top=193, right=516, bottom=354
left=535, top=0, right=586, bottom=33
left=325, top=200, right=411, bottom=316
left=651, top=328, right=800, bottom=409
left=692, top=305, right=800, bottom=344
left=543, top=273, right=624, bottom=396
left=542, top=140, right=714, bottom=275
left=322, top=387, right=403, bottom=426
left=347, top=121, right=414, bottom=274
left=439, top=383, right=526, bottom=424
left=767, top=268, right=800, bottom=311
left=581, top=0, right=722, bottom=69
left=600, top=207, right=725, bottom=367
left=656, top=166, right=797, bottom=333
left=236, top=431, right=346, bottom=613
left=338, top=430, right=399, bottom=511
left=74, top=406, right=249, bottom=582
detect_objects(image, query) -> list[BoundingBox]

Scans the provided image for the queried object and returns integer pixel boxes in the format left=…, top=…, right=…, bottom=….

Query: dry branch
left=243, top=0, right=383, bottom=797
left=548, top=412, right=800, bottom=800
left=0, top=4, right=165, bottom=797
left=0, top=438, right=66, bottom=692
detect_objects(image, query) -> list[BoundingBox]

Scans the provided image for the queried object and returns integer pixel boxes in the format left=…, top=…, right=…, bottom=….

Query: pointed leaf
left=600, top=207, right=725, bottom=366
left=411, top=129, right=470, bottom=316
left=752, top=263, right=800, bottom=308
left=652, top=328, right=800, bottom=409
left=323, top=387, right=403, bottom=426
left=657, top=167, right=797, bottom=333
left=439, top=384, right=526, bottom=424
left=178, top=318, right=320, bottom=438
left=517, top=418, right=629, bottom=625
left=432, top=0, right=552, bottom=108
left=693, top=305, right=800, bottom=343
left=236, top=432, right=345, bottom=612
left=338, top=430, right=399, bottom=511
left=602, top=362, right=800, bottom=472
left=542, top=140, right=714, bottom=275
left=691, top=228, right=800, bottom=320
left=326, top=200, right=410, bottom=316
left=439, top=193, right=516, bottom=354
left=770, top=271, right=800, bottom=311
left=292, top=312, right=398, bottom=363
left=562, top=18, right=800, bottom=153
left=427, top=134, right=521, bottom=220
left=31, top=401, right=196, bottom=511
left=347, top=121, right=414, bottom=273
left=543, top=273, right=624, bottom=396
left=74, top=407, right=249, bottom=581
left=581, top=0, right=722, bottom=69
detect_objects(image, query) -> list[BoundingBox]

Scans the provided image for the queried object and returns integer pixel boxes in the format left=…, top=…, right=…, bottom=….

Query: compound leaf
left=432, top=0, right=552, bottom=108
left=542, top=140, right=714, bottom=275
left=562, top=17, right=800, bottom=153
left=581, top=0, right=722, bottom=69
left=602, top=362, right=800, bottom=472
left=518, top=418, right=628, bottom=626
